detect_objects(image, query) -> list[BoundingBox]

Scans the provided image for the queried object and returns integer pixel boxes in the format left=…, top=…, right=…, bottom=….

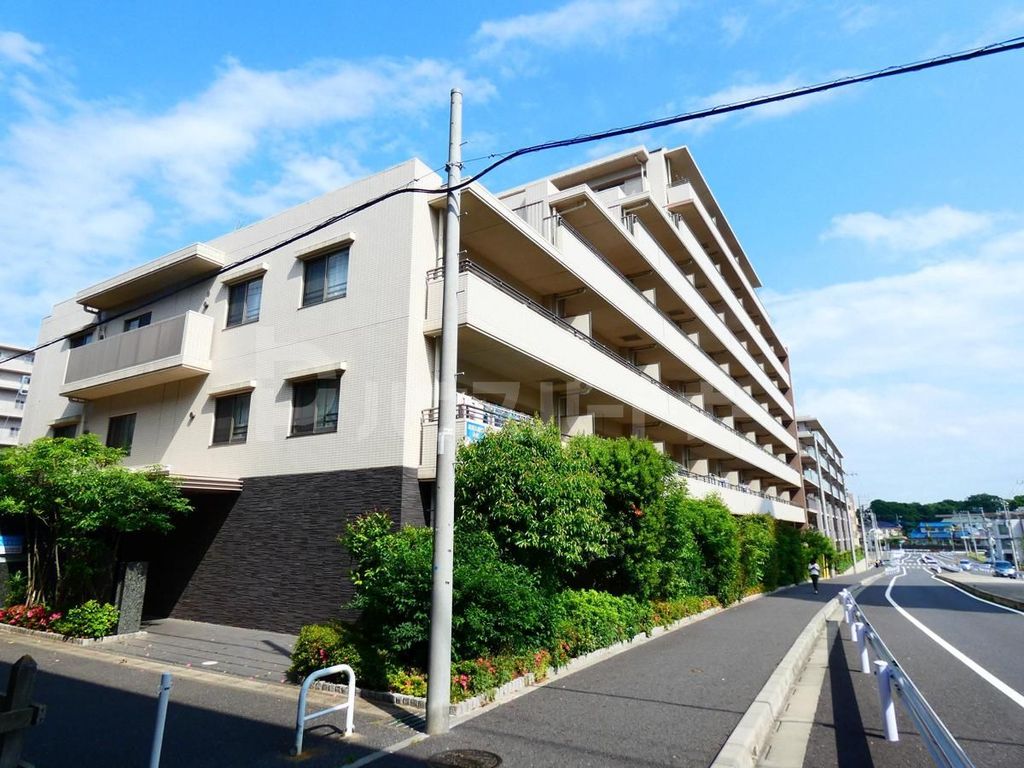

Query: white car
left=958, top=559, right=972, bottom=571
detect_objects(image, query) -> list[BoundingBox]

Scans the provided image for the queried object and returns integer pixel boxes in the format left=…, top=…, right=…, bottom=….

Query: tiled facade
left=0, top=344, right=32, bottom=448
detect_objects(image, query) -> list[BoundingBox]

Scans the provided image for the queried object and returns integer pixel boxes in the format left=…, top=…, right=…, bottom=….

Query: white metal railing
left=838, top=589, right=975, bottom=768
left=292, top=664, right=355, bottom=756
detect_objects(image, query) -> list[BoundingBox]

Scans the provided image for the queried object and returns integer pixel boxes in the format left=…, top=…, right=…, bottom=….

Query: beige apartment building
left=22, top=146, right=806, bottom=631
left=0, top=344, right=32, bottom=448
left=798, top=416, right=854, bottom=551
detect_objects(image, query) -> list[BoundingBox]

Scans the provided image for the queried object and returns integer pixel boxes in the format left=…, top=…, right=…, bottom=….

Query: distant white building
left=0, top=344, right=32, bottom=448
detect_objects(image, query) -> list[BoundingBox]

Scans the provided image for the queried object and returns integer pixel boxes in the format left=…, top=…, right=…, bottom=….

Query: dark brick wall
left=156, top=465, right=426, bottom=633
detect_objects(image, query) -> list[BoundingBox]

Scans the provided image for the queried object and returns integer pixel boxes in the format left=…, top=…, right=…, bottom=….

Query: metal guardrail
left=838, top=589, right=975, bottom=768
left=425, top=260, right=795, bottom=474
left=672, top=462, right=793, bottom=505
left=292, top=664, right=355, bottom=756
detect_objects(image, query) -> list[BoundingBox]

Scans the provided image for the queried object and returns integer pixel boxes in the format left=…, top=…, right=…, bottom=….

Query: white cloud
left=474, top=0, right=680, bottom=58
left=824, top=206, right=993, bottom=252
left=688, top=74, right=842, bottom=134
left=838, top=5, right=881, bottom=34
left=0, top=50, right=494, bottom=346
left=768, top=233, right=1024, bottom=501
left=0, top=30, right=43, bottom=68
left=720, top=13, right=748, bottom=45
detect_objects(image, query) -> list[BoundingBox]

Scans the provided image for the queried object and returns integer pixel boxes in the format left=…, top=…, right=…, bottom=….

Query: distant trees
left=871, top=492, right=1017, bottom=527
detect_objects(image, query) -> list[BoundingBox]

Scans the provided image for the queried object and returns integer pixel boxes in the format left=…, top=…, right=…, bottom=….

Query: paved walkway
left=376, top=573, right=870, bottom=768
left=936, top=570, right=1024, bottom=609
left=101, top=618, right=297, bottom=682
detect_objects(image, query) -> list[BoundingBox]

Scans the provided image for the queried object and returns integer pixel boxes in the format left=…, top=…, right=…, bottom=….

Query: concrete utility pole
left=859, top=505, right=871, bottom=568
left=426, top=88, right=462, bottom=736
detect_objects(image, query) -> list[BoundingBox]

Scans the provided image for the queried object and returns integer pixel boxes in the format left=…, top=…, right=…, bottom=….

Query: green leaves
left=455, top=419, right=609, bottom=586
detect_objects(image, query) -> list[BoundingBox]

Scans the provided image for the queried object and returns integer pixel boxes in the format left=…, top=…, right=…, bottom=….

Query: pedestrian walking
left=808, top=561, right=820, bottom=594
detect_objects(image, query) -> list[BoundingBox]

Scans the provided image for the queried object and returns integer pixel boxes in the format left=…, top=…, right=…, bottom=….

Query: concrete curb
left=710, top=597, right=836, bottom=768
left=934, top=574, right=1024, bottom=611
left=0, top=622, right=147, bottom=646
left=709, top=574, right=883, bottom=768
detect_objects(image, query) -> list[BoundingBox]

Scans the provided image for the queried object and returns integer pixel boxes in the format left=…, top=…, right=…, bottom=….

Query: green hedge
left=551, top=589, right=654, bottom=661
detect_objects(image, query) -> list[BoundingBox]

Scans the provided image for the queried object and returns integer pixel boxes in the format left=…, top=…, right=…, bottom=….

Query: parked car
left=993, top=561, right=1018, bottom=579
left=959, top=559, right=972, bottom=571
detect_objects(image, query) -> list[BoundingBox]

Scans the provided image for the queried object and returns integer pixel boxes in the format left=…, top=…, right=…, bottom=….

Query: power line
left=3, top=33, right=1023, bottom=365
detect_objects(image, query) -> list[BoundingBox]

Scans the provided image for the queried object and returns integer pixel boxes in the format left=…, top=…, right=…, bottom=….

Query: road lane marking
left=927, top=573, right=1024, bottom=617
left=885, top=568, right=1024, bottom=710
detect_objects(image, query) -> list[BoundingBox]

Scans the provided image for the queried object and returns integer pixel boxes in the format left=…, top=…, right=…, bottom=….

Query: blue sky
left=2, top=1, right=1022, bottom=503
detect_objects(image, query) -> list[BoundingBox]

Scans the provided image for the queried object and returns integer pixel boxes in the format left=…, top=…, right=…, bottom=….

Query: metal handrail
left=839, top=589, right=975, bottom=768
left=672, top=462, right=793, bottom=505
left=425, top=260, right=795, bottom=474
left=292, top=664, right=355, bottom=756
left=421, top=402, right=531, bottom=427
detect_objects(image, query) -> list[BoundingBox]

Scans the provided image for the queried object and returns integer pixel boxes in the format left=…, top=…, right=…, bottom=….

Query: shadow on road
left=826, top=624, right=875, bottom=768
left=21, top=666, right=428, bottom=768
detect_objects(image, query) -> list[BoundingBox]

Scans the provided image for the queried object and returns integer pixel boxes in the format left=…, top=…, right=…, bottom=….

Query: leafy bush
left=387, top=669, right=427, bottom=698
left=288, top=622, right=386, bottom=688
left=4, top=571, right=26, bottom=608
left=340, top=513, right=555, bottom=669
left=773, top=524, right=805, bottom=586
left=660, top=490, right=741, bottom=604
left=651, top=595, right=720, bottom=627
left=449, top=650, right=552, bottom=702
left=0, top=603, right=63, bottom=631
left=552, top=589, right=654, bottom=660
left=51, top=600, right=118, bottom=638
left=737, top=515, right=779, bottom=593
left=455, top=419, right=610, bottom=587
left=573, top=435, right=677, bottom=598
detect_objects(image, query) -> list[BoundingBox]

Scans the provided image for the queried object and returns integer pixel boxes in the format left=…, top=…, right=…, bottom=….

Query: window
left=14, top=395, right=25, bottom=409
left=291, top=377, right=340, bottom=435
left=124, top=312, right=152, bottom=332
left=212, top=392, right=251, bottom=444
left=9, top=426, right=19, bottom=437
left=70, top=331, right=94, bottom=349
left=226, top=277, right=263, bottom=327
left=52, top=424, right=77, bottom=439
left=106, top=413, right=136, bottom=454
left=302, top=248, right=349, bottom=307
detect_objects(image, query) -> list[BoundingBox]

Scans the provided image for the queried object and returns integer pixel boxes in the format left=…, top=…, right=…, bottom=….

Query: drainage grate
left=426, top=749, right=502, bottom=768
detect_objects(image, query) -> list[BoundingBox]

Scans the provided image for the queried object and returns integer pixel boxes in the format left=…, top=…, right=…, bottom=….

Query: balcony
left=425, top=261, right=801, bottom=487
left=673, top=464, right=806, bottom=524
left=61, top=311, right=214, bottom=400
left=419, top=396, right=531, bottom=479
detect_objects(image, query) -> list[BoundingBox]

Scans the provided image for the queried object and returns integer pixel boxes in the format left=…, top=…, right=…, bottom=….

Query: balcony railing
left=673, top=462, right=791, bottom=505
left=426, top=260, right=794, bottom=475
left=61, top=311, right=213, bottom=400
left=421, top=398, right=531, bottom=428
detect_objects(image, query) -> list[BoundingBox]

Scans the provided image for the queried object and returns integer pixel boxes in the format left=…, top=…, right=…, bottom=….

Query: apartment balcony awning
left=61, top=311, right=214, bottom=400
left=76, top=243, right=225, bottom=311
left=142, top=465, right=243, bottom=493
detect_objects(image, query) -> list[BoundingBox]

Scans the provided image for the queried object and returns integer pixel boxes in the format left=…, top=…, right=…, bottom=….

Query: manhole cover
left=426, top=749, right=502, bottom=768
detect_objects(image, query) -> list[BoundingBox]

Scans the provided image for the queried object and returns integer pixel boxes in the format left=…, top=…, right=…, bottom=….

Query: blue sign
left=465, top=421, right=487, bottom=443
left=0, top=535, right=24, bottom=555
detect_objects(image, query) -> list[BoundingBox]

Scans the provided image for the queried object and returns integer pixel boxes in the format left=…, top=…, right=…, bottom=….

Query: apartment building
left=22, top=146, right=806, bottom=632
left=798, top=416, right=854, bottom=551
left=0, top=344, right=32, bottom=448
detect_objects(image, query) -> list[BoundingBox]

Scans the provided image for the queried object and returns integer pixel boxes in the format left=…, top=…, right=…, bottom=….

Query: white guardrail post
left=854, top=624, right=871, bottom=674
left=874, top=660, right=899, bottom=742
left=292, top=664, right=356, bottom=757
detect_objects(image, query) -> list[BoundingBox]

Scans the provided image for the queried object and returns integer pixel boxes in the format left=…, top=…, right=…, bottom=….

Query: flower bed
left=0, top=604, right=63, bottom=632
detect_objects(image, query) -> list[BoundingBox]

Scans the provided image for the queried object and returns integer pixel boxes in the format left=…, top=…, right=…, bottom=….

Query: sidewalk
left=372, top=574, right=869, bottom=768
left=100, top=617, right=297, bottom=681
left=935, top=570, right=1024, bottom=610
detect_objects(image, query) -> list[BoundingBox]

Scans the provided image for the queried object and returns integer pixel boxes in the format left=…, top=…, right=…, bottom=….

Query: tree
left=800, top=528, right=836, bottom=571
left=660, top=489, right=740, bottom=604
left=0, top=435, right=191, bottom=606
left=572, top=435, right=676, bottom=597
left=455, top=419, right=609, bottom=587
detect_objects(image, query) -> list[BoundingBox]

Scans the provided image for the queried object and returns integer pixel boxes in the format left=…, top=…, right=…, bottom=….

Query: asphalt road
left=807, top=552, right=1024, bottom=767
left=0, top=636, right=420, bottom=768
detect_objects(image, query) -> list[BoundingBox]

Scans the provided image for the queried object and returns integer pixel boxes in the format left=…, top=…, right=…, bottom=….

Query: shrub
left=773, top=524, right=805, bottom=586
left=4, top=571, right=26, bottom=608
left=737, top=515, right=779, bottom=593
left=552, top=589, right=654, bottom=660
left=387, top=669, right=427, bottom=698
left=340, top=514, right=555, bottom=669
left=288, top=622, right=385, bottom=689
left=455, top=419, right=610, bottom=587
left=0, top=603, right=63, bottom=632
left=651, top=595, right=720, bottom=627
left=573, top=435, right=678, bottom=599
left=660, top=490, right=741, bottom=604
left=51, top=600, right=117, bottom=638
